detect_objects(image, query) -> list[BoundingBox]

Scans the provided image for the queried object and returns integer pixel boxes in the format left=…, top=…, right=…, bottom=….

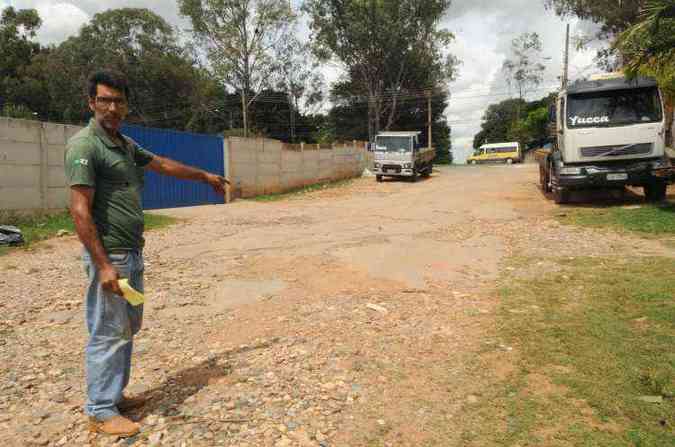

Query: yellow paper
left=118, top=279, right=145, bottom=306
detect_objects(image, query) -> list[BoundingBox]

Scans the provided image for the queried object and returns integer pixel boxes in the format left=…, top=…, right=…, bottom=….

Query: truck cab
left=539, top=74, right=672, bottom=203
left=372, top=131, right=435, bottom=182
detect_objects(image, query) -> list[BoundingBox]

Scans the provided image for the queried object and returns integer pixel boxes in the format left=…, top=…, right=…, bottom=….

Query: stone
left=148, top=432, right=163, bottom=446
left=366, top=303, right=388, bottom=314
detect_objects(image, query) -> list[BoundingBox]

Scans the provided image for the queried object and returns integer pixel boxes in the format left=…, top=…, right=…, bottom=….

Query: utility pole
left=426, top=90, right=432, bottom=149
left=562, top=23, right=570, bottom=89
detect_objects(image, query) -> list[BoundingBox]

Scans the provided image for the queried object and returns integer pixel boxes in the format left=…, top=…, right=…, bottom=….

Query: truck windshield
left=567, top=87, right=662, bottom=128
left=375, top=136, right=411, bottom=152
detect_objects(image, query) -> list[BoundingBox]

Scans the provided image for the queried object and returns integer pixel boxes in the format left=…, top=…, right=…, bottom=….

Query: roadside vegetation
left=0, top=210, right=176, bottom=256
left=558, top=203, right=675, bottom=236
left=250, top=179, right=355, bottom=202
left=460, top=255, right=675, bottom=446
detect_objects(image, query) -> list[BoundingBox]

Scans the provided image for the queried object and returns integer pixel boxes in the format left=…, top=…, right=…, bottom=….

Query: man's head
left=88, top=70, right=130, bottom=134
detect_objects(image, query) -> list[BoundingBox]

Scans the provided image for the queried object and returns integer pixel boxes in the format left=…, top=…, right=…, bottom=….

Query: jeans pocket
left=108, top=251, right=130, bottom=266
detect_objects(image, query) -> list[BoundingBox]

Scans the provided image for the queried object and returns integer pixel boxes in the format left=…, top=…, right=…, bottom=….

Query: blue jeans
left=82, top=249, right=144, bottom=420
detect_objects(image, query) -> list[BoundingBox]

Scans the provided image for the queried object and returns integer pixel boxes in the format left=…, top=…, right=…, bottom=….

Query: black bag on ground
left=0, top=225, right=25, bottom=246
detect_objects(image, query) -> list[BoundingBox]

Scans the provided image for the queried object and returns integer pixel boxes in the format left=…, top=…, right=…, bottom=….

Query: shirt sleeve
left=64, top=139, right=97, bottom=187
left=125, top=137, right=155, bottom=167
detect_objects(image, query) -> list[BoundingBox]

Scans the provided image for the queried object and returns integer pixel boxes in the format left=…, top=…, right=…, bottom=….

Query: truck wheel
left=410, top=171, right=418, bottom=182
left=376, top=175, right=383, bottom=182
left=506, top=158, right=514, bottom=165
left=553, top=187, right=570, bottom=204
left=470, top=160, right=477, bottom=165
left=644, top=181, right=667, bottom=202
left=539, top=166, right=547, bottom=191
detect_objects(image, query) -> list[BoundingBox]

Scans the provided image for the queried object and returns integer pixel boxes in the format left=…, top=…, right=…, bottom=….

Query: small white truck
left=372, top=131, right=435, bottom=182
left=538, top=73, right=673, bottom=203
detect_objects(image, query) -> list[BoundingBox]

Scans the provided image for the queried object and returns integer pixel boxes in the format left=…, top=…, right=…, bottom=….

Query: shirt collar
left=89, top=118, right=125, bottom=149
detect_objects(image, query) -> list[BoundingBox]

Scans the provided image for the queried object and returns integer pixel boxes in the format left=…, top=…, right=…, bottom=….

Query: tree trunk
left=289, top=96, right=295, bottom=142
left=242, top=90, right=248, bottom=138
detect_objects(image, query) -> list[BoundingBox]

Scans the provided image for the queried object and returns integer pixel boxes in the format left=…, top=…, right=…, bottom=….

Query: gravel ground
left=1, top=165, right=672, bottom=446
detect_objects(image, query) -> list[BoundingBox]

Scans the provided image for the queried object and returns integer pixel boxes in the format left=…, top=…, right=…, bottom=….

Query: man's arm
left=69, top=186, right=122, bottom=296
left=146, top=155, right=229, bottom=195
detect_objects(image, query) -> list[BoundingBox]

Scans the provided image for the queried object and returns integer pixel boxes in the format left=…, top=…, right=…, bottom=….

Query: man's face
left=88, top=84, right=128, bottom=134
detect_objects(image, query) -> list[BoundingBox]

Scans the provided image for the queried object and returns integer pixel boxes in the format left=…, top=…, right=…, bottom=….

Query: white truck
left=372, top=131, right=435, bottom=182
left=538, top=74, right=673, bottom=204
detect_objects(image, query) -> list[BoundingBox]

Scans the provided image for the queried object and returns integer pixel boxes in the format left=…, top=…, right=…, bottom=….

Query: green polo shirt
left=65, top=119, right=155, bottom=251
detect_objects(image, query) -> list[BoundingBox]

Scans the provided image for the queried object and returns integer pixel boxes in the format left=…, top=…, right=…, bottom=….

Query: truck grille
left=580, top=143, right=652, bottom=158
left=382, top=164, right=402, bottom=173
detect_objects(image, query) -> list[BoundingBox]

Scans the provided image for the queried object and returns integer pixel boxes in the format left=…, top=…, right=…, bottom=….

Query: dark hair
left=87, top=70, right=130, bottom=100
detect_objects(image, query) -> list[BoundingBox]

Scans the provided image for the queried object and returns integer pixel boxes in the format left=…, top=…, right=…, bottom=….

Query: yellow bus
left=467, top=142, right=521, bottom=165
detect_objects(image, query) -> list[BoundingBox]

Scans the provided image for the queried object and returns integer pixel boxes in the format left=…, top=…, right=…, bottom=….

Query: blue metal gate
left=121, top=124, right=225, bottom=210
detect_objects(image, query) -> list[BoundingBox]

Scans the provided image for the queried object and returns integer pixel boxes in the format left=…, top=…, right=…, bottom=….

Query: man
left=65, top=70, right=227, bottom=437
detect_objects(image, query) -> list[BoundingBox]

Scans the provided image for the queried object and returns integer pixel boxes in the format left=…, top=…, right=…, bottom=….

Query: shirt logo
left=74, top=158, right=89, bottom=166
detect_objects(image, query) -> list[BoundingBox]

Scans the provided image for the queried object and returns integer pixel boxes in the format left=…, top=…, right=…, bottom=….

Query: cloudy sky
left=5, top=0, right=600, bottom=163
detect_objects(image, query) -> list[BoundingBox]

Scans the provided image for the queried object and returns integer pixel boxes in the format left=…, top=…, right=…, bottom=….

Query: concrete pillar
left=39, top=123, right=47, bottom=209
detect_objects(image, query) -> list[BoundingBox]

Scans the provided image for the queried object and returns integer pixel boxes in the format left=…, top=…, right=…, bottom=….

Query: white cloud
left=33, top=2, right=89, bottom=44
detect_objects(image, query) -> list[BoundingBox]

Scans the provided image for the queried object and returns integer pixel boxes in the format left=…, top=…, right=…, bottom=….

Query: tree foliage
left=0, top=7, right=42, bottom=113
left=544, top=0, right=642, bottom=38
left=12, top=8, right=221, bottom=131
left=617, top=0, right=675, bottom=96
left=502, top=33, right=546, bottom=107
left=179, top=0, right=296, bottom=136
left=474, top=93, right=556, bottom=149
left=303, top=0, right=458, bottom=141
left=275, top=36, right=325, bottom=142
left=544, top=0, right=643, bottom=69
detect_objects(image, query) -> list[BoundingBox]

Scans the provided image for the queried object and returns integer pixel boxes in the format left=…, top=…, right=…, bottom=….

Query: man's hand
left=204, top=173, right=229, bottom=195
left=100, top=264, right=122, bottom=296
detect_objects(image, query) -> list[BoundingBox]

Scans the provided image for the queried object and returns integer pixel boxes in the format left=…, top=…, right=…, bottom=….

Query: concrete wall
left=0, top=118, right=82, bottom=211
left=1, top=117, right=371, bottom=210
left=227, top=137, right=371, bottom=198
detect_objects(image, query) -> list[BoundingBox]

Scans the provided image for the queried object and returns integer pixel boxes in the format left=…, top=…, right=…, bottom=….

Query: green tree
left=303, top=0, right=458, bottom=141
left=28, top=8, right=220, bottom=131
left=544, top=0, right=643, bottom=69
left=473, top=98, right=524, bottom=148
left=618, top=0, right=675, bottom=95
left=179, top=0, right=296, bottom=137
left=502, top=32, right=546, bottom=119
left=618, top=0, right=675, bottom=145
left=275, top=37, right=325, bottom=142
left=0, top=7, right=42, bottom=113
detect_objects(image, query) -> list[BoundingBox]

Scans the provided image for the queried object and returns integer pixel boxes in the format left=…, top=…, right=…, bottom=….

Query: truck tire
left=410, top=171, right=418, bottom=182
left=539, top=165, right=548, bottom=192
left=553, top=187, right=570, bottom=204
left=506, top=158, right=514, bottom=165
left=470, top=160, right=477, bottom=165
left=376, top=175, right=383, bottom=182
left=644, top=181, right=667, bottom=202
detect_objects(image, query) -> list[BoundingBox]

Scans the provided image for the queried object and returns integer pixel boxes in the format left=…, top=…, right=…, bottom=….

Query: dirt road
left=1, top=165, right=672, bottom=446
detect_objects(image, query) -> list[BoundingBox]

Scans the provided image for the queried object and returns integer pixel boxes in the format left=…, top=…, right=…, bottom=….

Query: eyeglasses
left=95, top=96, right=128, bottom=109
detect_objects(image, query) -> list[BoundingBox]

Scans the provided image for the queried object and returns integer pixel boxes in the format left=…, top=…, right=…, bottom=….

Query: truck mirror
left=548, top=104, right=556, bottom=122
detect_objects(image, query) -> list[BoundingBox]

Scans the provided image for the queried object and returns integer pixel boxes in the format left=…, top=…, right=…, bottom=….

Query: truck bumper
left=558, top=159, right=671, bottom=189
left=373, top=168, right=415, bottom=177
